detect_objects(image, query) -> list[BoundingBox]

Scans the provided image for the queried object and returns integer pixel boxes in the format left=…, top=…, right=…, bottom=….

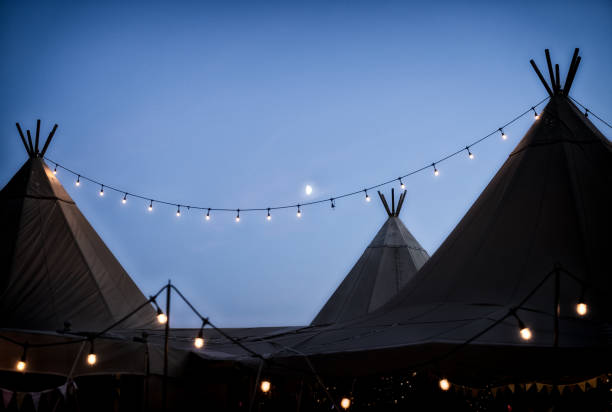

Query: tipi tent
left=312, top=189, right=429, bottom=325
left=0, top=122, right=156, bottom=332
left=260, top=49, right=612, bottom=384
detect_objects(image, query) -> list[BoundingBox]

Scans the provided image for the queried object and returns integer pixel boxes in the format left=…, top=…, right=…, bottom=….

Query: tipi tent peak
left=312, top=188, right=429, bottom=325
left=1, top=121, right=157, bottom=332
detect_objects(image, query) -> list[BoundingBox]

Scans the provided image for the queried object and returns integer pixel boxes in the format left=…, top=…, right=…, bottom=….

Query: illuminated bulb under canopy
left=520, top=327, right=532, bottom=341
left=194, top=336, right=204, bottom=349
left=157, top=311, right=167, bottom=324
left=16, top=360, right=26, bottom=371
left=439, top=378, right=450, bottom=391
left=87, top=353, right=97, bottom=365
left=260, top=380, right=271, bottom=393
left=340, top=397, right=351, bottom=409
left=576, top=302, right=588, bottom=316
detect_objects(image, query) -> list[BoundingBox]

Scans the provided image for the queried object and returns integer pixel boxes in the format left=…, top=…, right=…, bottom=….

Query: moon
left=305, top=185, right=313, bottom=195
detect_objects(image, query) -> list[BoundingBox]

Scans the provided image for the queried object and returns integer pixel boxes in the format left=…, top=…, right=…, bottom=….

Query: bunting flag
left=535, top=383, right=545, bottom=392
left=58, top=383, right=67, bottom=398
left=31, top=392, right=42, bottom=411
left=2, top=389, right=13, bottom=408
left=587, top=377, right=598, bottom=389
left=578, top=382, right=586, bottom=392
left=16, top=392, right=26, bottom=410
left=525, top=383, right=533, bottom=392
left=508, top=384, right=515, bottom=393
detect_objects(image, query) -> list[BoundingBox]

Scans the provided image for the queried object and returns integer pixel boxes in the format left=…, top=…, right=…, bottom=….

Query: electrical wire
left=568, top=96, right=612, bottom=129
left=43, top=97, right=550, bottom=216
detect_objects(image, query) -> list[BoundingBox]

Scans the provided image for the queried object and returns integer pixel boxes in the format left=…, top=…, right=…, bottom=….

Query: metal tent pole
left=162, top=280, right=171, bottom=411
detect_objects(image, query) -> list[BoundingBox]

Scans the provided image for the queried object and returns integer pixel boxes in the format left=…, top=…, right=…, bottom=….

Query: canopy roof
left=0, top=123, right=156, bottom=332
left=312, top=190, right=429, bottom=325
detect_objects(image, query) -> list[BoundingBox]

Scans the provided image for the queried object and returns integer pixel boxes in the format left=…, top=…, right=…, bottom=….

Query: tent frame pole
left=162, top=279, right=171, bottom=412
left=553, top=270, right=560, bottom=348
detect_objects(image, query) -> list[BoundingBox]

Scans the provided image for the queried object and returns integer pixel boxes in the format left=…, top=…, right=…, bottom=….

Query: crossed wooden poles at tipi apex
left=15, top=120, right=59, bottom=158
left=530, top=48, right=581, bottom=98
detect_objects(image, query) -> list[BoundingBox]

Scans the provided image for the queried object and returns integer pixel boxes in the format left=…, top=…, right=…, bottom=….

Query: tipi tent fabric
left=0, top=156, right=157, bottom=331
left=312, top=195, right=429, bottom=325
left=261, top=81, right=612, bottom=382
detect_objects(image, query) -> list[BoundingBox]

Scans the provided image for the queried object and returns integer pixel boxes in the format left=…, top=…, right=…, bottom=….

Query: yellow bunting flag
left=508, top=384, right=515, bottom=393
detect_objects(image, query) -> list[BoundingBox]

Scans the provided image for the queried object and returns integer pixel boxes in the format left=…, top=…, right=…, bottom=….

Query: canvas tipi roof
left=262, top=49, right=612, bottom=383
left=0, top=122, right=157, bottom=332
left=312, top=189, right=429, bottom=325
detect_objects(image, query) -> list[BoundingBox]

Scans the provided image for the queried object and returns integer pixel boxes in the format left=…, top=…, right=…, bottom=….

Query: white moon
left=305, top=185, right=313, bottom=195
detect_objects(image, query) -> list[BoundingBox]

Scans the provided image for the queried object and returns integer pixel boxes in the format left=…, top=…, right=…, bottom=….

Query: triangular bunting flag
left=587, top=378, right=598, bottom=389
left=58, top=383, right=67, bottom=398
left=508, top=384, right=515, bottom=393
left=16, top=392, right=26, bottom=410
left=558, top=385, right=566, bottom=394
left=491, top=387, right=498, bottom=397
left=535, top=383, right=544, bottom=392
left=31, top=392, right=42, bottom=411
left=2, top=389, right=13, bottom=408
left=578, top=382, right=586, bottom=392
left=525, top=383, right=533, bottom=391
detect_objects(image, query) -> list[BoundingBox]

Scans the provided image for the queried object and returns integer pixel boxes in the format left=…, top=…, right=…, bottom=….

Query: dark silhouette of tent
left=312, top=189, right=429, bottom=325
left=0, top=122, right=156, bottom=332
left=262, top=49, right=612, bottom=384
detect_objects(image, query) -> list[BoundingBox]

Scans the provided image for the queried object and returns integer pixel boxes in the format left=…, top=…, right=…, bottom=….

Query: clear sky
left=1, top=1, right=610, bottom=327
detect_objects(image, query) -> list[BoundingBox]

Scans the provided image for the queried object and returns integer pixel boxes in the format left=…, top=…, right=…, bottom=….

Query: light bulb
left=439, top=378, right=450, bottom=391
left=16, top=360, right=26, bottom=371
left=99, top=186, right=104, bottom=196
left=148, top=201, right=153, bottom=211
left=260, top=380, right=271, bottom=393
left=576, top=302, right=587, bottom=316
left=76, top=176, right=80, bottom=186
left=340, top=397, right=351, bottom=409
left=206, top=215, right=210, bottom=221
left=467, top=147, right=474, bottom=159
left=532, top=107, right=539, bottom=120
left=176, top=206, right=181, bottom=217
left=365, top=191, right=370, bottom=202
left=297, top=205, right=301, bottom=218
left=157, top=312, right=167, bottom=324
left=87, top=353, right=97, bottom=365
left=267, top=209, right=271, bottom=221
left=469, top=152, right=474, bottom=159
left=500, top=129, right=507, bottom=140
left=520, top=327, right=532, bottom=341
left=53, top=165, right=57, bottom=175
left=434, top=169, right=439, bottom=176
left=194, top=337, right=204, bottom=349
left=400, top=179, right=405, bottom=190
left=122, top=194, right=127, bottom=204
left=236, top=210, right=240, bottom=222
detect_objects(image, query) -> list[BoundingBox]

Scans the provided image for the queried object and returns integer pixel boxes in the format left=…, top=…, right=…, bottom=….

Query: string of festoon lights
left=40, top=96, right=583, bottom=223
left=1, top=264, right=591, bottom=409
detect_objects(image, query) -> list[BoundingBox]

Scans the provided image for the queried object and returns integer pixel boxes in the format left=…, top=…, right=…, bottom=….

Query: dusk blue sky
left=1, top=1, right=611, bottom=327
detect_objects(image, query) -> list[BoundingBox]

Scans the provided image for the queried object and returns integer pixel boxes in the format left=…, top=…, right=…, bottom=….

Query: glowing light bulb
left=297, top=205, right=301, bottom=218
left=148, top=201, right=153, bottom=211
left=236, top=210, right=240, bottom=222
left=365, top=191, right=370, bottom=202
left=16, top=360, right=26, bottom=371
left=122, top=194, right=127, bottom=204
left=194, top=337, right=204, bottom=348
left=176, top=206, right=181, bottom=217
left=399, top=178, right=405, bottom=190
left=520, top=327, right=532, bottom=341
left=99, top=186, right=104, bottom=196
left=500, top=129, right=507, bottom=140
left=76, top=176, right=81, bottom=186
left=340, top=397, right=351, bottom=409
left=267, top=209, right=271, bottom=221
left=87, top=353, right=97, bottom=365
left=206, top=209, right=211, bottom=220
left=469, top=152, right=474, bottom=159
left=53, top=165, right=57, bottom=175
left=466, top=147, right=474, bottom=159
left=157, top=311, right=167, bottom=324
left=260, top=380, right=271, bottom=393
left=439, top=378, right=450, bottom=391
left=576, top=302, right=587, bottom=316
